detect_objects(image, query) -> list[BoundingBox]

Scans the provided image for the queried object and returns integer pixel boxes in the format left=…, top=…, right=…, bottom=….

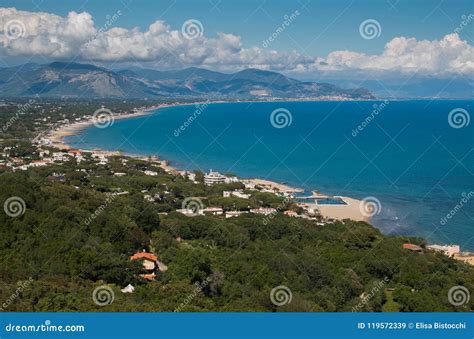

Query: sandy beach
left=47, top=109, right=156, bottom=151
left=242, top=178, right=304, bottom=193
left=46, top=101, right=368, bottom=223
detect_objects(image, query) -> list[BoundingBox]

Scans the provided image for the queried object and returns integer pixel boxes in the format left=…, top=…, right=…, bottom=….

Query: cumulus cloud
left=0, top=7, right=473, bottom=77
left=311, top=34, right=474, bottom=75
left=0, top=8, right=95, bottom=58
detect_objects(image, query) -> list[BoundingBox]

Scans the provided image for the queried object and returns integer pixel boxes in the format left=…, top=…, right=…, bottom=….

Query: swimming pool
left=315, top=197, right=347, bottom=205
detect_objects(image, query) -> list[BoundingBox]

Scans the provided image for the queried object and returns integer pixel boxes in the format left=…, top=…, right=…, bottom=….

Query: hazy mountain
left=321, top=76, right=473, bottom=100
left=0, top=62, right=374, bottom=100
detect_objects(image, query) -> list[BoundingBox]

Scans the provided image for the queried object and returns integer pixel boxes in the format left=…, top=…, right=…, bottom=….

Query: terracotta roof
left=403, top=243, right=422, bottom=251
left=130, top=252, right=158, bottom=262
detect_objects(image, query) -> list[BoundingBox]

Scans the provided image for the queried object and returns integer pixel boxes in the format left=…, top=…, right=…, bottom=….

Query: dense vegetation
left=0, top=155, right=473, bottom=312
left=0, top=101, right=472, bottom=312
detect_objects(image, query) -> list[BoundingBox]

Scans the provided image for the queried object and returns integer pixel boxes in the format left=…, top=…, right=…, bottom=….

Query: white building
left=29, top=160, right=51, bottom=167
left=144, top=195, right=155, bottom=202
left=187, top=172, right=197, bottom=183
left=121, top=284, right=135, bottom=294
left=426, top=244, right=460, bottom=257
left=176, top=208, right=202, bottom=217
left=223, top=190, right=251, bottom=199
left=204, top=170, right=227, bottom=185
left=203, top=207, right=223, bottom=215
left=52, top=152, right=68, bottom=162
left=204, top=170, right=239, bottom=185
left=250, top=207, right=277, bottom=216
left=144, top=170, right=158, bottom=176
left=225, top=211, right=248, bottom=218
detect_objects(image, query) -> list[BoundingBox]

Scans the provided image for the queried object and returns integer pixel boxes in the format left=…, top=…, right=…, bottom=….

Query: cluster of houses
left=171, top=170, right=327, bottom=222
left=402, top=243, right=474, bottom=266
left=176, top=206, right=284, bottom=218
left=0, top=144, right=115, bottom=171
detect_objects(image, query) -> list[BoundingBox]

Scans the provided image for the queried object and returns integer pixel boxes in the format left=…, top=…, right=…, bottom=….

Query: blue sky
left=0, top=0, right=472, bottom=78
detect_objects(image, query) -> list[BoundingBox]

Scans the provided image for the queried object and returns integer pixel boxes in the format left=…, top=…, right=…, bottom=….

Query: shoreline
left=45, top=100, right=368, bottom=222
left=47, top=106, right=162, bottom=151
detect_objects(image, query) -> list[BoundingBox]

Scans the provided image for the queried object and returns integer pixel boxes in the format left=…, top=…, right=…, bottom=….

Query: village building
left=223, top=190, right=251, bottom=199
left=203, top=207, right=224, bottom=215
left=402, top=243, right=423, bottom=252
left=144, top=170, right=158, bottom=176
left=204, top=170, right=227, bottom=185
left=120, top=284, right=135, bottom=293
left=250, top=207, right=277, bottom=216
left=426, top=244, right=460, bottom=257
left=176, top=208, right=202, bottom=217
left=204, top=170, right=238, bottom=185
left=283, top=210, right=298, bottom=217
left=130, top=251, right=168, bottom=281
left=225, top=211, right=248, bottom=218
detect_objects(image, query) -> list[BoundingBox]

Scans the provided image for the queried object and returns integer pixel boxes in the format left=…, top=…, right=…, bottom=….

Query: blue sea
left=66, top=100, right=474, bottom=250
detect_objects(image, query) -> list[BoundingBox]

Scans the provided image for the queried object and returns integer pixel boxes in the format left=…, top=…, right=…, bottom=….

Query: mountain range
left=0, top=62, right=374, bottom=100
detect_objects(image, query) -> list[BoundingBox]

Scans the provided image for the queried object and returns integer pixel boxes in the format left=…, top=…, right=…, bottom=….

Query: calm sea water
left=67, top=100, right=474, bottom=249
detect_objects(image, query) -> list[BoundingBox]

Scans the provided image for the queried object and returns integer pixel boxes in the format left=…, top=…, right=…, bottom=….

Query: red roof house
left=403, top=243, right=423, bottom=252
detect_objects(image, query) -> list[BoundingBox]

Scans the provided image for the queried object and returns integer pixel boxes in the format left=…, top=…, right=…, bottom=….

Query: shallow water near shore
left=66, top=100, right=474, bottom=250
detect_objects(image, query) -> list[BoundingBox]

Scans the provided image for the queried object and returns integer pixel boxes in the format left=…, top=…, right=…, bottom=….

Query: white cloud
left=312, top=34, right=474, bottom=75
left=0, top=7, right=473, bottom=77
left=0, top=8, right=95, bottom=58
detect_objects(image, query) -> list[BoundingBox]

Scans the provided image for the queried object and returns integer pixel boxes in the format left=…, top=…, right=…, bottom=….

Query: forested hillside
left=1, top=154, right=472, bottom=312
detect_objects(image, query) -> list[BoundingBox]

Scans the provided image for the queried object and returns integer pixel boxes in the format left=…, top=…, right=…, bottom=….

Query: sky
left=0, top=0, right=473, bottom=80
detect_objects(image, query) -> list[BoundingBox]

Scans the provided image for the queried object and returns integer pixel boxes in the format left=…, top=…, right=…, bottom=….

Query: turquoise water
left=67, top=100, right=474, bottom=250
